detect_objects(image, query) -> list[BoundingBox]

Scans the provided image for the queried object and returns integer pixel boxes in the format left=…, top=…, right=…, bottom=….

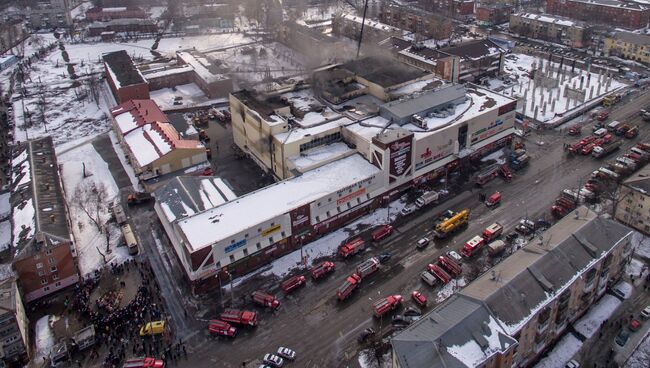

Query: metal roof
left=380, top=84, right=467, bottom=120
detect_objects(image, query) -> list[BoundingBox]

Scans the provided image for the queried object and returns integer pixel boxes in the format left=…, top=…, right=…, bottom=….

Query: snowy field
left=574, top=294, right=622, bottom=339
left=58, top=143, right=131, bottom=275
left=495, top=53, right=627, bottom=125
left=534, top=333, right=582, bottom=368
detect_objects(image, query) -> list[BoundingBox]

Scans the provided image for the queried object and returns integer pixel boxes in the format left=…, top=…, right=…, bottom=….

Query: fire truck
left=482, top=223, right=503, bottom=242
left=438, top=255, right=462, bottom=277
left=356, top=257, right=380, bottom=278
left=427, top=263, right=451, bottom=284
left=460, top=235, right=485, bottom=258
left=208, top=320, right=237, bottom=337
left=251, top=291, right=280, bottom=309
left=372, top=225, right=393, bottom=241
left=336, top=274, right=362, bottom=301
left=372, top=295, right=403, bottom=318
left=338, top=238, right=366, bottom=258
left=280, top=275, right=306, bottom=294
left=310, top=261, right=335, bottom=280
left=485, top=192, right=501, bottom=207
left=219, top=309, right=258, bottom=326
left=476, top=164, right=500, bottom=186
left=433, top=209, right=470, bottom=238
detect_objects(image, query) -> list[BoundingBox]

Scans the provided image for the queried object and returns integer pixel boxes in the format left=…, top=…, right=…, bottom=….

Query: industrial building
left=156, top=56, right=517, bottom=292
left=332, top=12, right=405, bottom=43
left=103, top=50, right=150, bottom=104
left=10, top=137, right=79, bottom=303
left=85, top=6, right=146, bottom=21
left=392, top=207, right=633, bottom=367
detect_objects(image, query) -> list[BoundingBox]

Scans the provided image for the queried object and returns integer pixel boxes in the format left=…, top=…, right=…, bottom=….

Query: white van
left=607, top=121, right=622, bottom=131
left=420, top=271, right=436, bottom=286
left=594, top=128, right=608, bottom=137
left=630, top=147, right=649, bottom=157
left=121, top=224, right=139, bottom=255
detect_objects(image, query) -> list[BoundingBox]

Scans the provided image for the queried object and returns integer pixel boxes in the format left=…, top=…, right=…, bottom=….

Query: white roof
left=177, top=51, right=227, bottom=83
left=516, top=12, right=580, bottom=28
left=339, top=13, right=405, bottom=34
left=177, top=154, right=380, bottom=251
left=274, top=117, right=350, bottom=144
left=123, top=124, right=172, bottom=167
left=103, top=7, right=127, bottom=12
left=114, top=110, right=138, bottom=134
left=288, top=142, right=352, bottom=171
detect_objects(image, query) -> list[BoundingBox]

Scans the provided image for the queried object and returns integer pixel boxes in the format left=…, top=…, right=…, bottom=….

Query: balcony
left=536, top=321, right=550, bottom=335
left=583, top=280, right=595, bottom=293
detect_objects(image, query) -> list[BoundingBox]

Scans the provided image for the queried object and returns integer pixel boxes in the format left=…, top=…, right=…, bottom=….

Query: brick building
left=103, top=50, right=150, bottom=103
left=510, top=13, right=591, bottom=48
left=418, top=0, right=475, bottom=17
left=0, top=278, right=29, bottom=367
left=392, top=207, right=633, bottom=367
left=476, top=3, right=514, bottom=26
left=332, top=12, right=405, bottom=43
left=88, top=18, right=158, bottom=37
left=85, top=6, right=146, bottom=21
left=10, top=137, right=79, bottom=303
left=546, top=0, right=650, bottom=29
left=378, top=6, right=453, bottom=40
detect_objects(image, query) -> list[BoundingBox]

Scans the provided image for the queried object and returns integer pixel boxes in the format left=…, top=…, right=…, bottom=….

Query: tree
left=73, top=180, right=111, bottom=247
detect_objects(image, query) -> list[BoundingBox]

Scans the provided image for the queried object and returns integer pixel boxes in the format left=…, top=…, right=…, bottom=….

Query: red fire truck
left=427, top=264, right=451, bottom=284
left=438, top=255, right=462, bottom=277
left=338, top=238, right=366, bottom=258
left=372, top=225, right=393, bottom=241
left=208, top=320, right=237, bottom=337
left=460, top=235, right=486, bottom=258
left=355, top=257, right=380, bottom=278
left=123, top=357, right=164, bottom=368
left=280, top=275, right=306, bottom=294
left=372, top=295, right=403, bottom=318
left=251, top=291, right=280, bottom=309
left=485, top=192, right=501, bottom=207
left=310, top=261, right=335, bottom=280
left=219, top=309, right=258, bottom=326
left=482, top=223, right=504, bottom=242
left=336, top=274, right=361, bottom=301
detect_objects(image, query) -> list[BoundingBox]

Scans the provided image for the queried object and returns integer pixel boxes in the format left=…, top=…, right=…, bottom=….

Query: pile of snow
left=534, top=333, right=582, bottom=368
left=626, top=258, right=647, bottom=279
left=34, top=315, right=55, bottom=361
left=613, top=281, right=634, bottom=299
left=574, top=294, right=621, bottom=338
left=358, top=349, right=392, bottom=368
left=436, top=277, right=467, bottom=303
left=0, top=192, right=10, bottom=220
left=632, top=231, right=650, bottom=260
left=58, top=144, right=127, bottom=275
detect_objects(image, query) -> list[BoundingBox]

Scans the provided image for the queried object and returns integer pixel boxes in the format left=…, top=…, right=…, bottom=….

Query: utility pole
left=356, top=0, right=370, bottom=59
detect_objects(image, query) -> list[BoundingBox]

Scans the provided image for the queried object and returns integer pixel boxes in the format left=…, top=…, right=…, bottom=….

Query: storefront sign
left=337, top=188, right=366, bottom=205
left=225, top=239, right=247, bottom=253
left=389, top=138, right=412, bottom=179
left=261, top=224, right=281, bottom=237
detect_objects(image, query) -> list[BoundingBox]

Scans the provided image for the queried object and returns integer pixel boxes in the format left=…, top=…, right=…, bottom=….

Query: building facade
left=85, top=6, right=146, bottom=21
left=418, top=0, right=476, bottom=17
left=331, top=13, right=405, bottom=43
left=509, top=13, right=590, bottom=48
left=21, top=0, right=73, bottom=29
left=615, top=164, right=650, bottom=233
left=378, top=6, right=453, bottom=39
left=393, top=208, right=633, bottom=367
left=0, top=278, right=29, bottom=367
left=546, top=0, right=650, bottom=29
left=103, top=50, right=150, bottom=104
left=476, top=4, right=514, bottom=26
left=0, top=21, right=27, bottom=55
left=88, top=18, right=158, bottom=36
left=604, top=31, right=650, bottom=65
left=10, top=137, right=79, bottom=303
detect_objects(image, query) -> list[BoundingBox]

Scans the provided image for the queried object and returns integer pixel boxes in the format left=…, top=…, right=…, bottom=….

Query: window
left=38, top=270, right=44, bottom=277
left=48, top=257, right=55, bottom=265
left=245, top=234, right=249, bottom=238
left=36, top=262, right=43, bottom=269
left=281, top=231, right=285, bottom=237
left=256, top=243, right=261, bottom=250
left=326, top=211, right=331, bottom=217
left=55, top=282, right=61, bottom=287
left=40, top=278, right=47, bottom=285
left=299, top=132, right=341, bottom=152
left=52, top=273, right=59, bottom=280
left=229, top=255, right=235, bottom=262
left=269, top=237, right=274, bottom=243
left=243, top=249, right=248, bottom=256
left=257, top=228, right=261, bottom=232
left=271, top=222, right=275, bottom=226
left=50, top=266, right=57, bottom=272
left=46, top=249, right=53, bottom=255
left=43, top=287, right=49, bottom=292
left=230, top=239, right=235, bottom=244
left=315, top=216, right=320, bottom=222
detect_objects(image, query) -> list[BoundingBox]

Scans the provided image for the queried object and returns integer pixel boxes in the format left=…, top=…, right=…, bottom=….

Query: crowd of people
left=70, top=259, right=179, bottom=367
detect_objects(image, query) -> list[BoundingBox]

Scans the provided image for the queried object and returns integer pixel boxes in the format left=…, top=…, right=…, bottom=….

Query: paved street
left=96, top=88, right=650, bottom=367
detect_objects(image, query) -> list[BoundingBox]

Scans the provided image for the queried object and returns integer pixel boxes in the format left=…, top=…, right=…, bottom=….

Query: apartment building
left=510, top=13, right=590, bottom=48
left=615, top=163, right=650, bottom=233
left=0, top=278, right=29, bottom=366
left=476, top=3, right=513, bottom=26
left=547, top=0, right=650, bottom=29
left=604, top=31, right=650, bottom=65
left=393, top=207, right=633, bottom=367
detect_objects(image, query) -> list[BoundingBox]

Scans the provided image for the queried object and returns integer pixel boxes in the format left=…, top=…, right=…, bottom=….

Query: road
left=154, top=90, right=650, bottom=367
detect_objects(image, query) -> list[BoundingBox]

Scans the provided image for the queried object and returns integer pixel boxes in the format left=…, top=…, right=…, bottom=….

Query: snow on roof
left=0, top=193, right=9, bottom=219
left=446, top=316, right=512, bottom=367
left=12, top=149, right=30, bottom=188
left=516, top=12, right=581, bottom=28
left=288, top=142, right=353, bottom=171
left=0, top=221, right=10, bottom=251
left=123, top=124, right=171, bottom=167
left=114, top=111, right=138, bottom=134
left=142, top=65, right=193, bottom=79
left=103, top=7, right=127, bottom=12
left=177, top=154, right=380, bottom=251
left=338, top=13, right=405, bottom=34
left=12, top=198, right=34, bottom=248
left=177, top=51, right=227, bottom=84
left=274, top=117, right=350, bottom=144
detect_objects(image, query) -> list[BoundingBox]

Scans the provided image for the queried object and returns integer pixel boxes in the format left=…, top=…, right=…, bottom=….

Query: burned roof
left=343, top=56, right=430, bottom=88
left=461, top=207, right=631, bottom=334
left=231, top=89, right=288, bottom=119
left=379, top=36, right=412, bottom=53
left=443, top=39, right=504, bottom=61
left=10, top=137, right=71, bottom=259
left=103, top=50, right=146, bottom=87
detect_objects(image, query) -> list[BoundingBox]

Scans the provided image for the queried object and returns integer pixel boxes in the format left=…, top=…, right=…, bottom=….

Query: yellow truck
left=434, top=209, right=470, bottom=238
left=602, top=94, right=621, bottom=107
left=139, top=320, right=166, bottom=336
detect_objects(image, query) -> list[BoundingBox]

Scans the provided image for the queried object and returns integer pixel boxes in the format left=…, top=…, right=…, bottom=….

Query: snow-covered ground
left=0, top=192, right=9, bottom=219
left=626, top=331, right=650, bottom=368
left=0, top=263, right=14, bottom=282
left=632, top=231, right=650, bottom=260
left=574, top=294, right=622, bottom=338
left=495, top=53, right=627, bottom=125
left=58, top=143, right=131, bottom=275
left=480, top=148, right=506, bottom=165
left=70, top=1, right=92, bottom=20
left=157, top=33, right=256, bottom=56
left=534, top=333, right=582, bottom=368
left=147, top=6, right=168, bottom=19
left=614, top=281, right=634, bottom=299
left=435, top=277, right=467, bottom=303
left=34, top=315, right=55, bottom=361
left=626, top=258, right=648, bottom=279
left=358, top=349, right=392, bottom=368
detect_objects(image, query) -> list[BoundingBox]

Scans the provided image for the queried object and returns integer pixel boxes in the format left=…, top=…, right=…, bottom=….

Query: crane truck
left=433, top=209, right=470, bottom=238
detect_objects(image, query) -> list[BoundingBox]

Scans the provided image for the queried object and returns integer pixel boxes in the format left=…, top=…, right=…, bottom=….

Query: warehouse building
left=103, top=50, right=150, bottom=103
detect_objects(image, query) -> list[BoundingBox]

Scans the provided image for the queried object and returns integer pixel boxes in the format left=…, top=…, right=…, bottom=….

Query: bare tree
left=73, top=180, right=111, bottom=244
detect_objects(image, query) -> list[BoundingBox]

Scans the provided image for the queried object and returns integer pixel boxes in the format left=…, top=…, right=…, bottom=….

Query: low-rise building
left=10, top=137, right=79, bottom=303
left=392, top=207, right=633, bottom=367
left=0, top=20, right=27, bottom=55
left=103, top=50, right=150, bottom=104
left=85, top=6, right=146, bottom=21
left=418, top=0, right=476, bottom=17
left=332, top=13, right=405, bottom=43
left=88, top=18, right=158, bottom=37
left=476, top=3, right=514, bottom=26
left=0, top=278, right=30, bottom=366
left=110, top=100, right=208, bottom=182
left=614, top=163, right=650, bottom=233
left=547, top=0, right=650, bottom=29
left=378, top=6, right=453, bottom=40
left=510, top=13, right=590, bottom=48
left=604, top=31, right=650, bottom=65
left=13, top=0, right=72, bottom=29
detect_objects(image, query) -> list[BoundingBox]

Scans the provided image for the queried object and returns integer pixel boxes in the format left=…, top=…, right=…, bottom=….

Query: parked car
left=139, top=321, right=165, bottom=336
left=276, top=347, right=296, bottom=360
left=416, top=238, right=430, bottom=250
left=641, top=305, right=650, bottom=319
left=411, top=291, right=427, bottom=307
left=263, top=354, right=284, bottom=368
left=629, top=319, right=642, bottom=332
left=378, top=252, right=392, bottom=264
left=446, top=250, right=462, bottom=263
left=357, top=328, right=375, bottom=343
left=615, top=329, right=630, bottom=347
left=403, top=306, right=422, bottom=317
